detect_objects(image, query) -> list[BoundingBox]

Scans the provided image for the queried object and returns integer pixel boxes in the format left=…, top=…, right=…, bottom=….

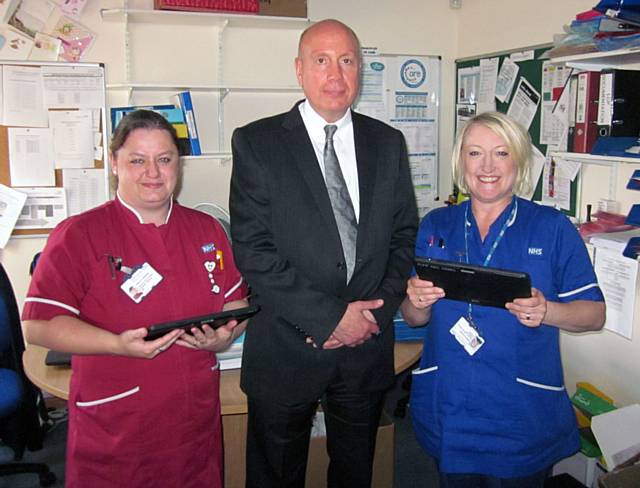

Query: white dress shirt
left=299, top=100, right=360, bottom=221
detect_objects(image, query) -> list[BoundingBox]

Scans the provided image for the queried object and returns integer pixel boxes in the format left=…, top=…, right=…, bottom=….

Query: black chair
left=0, top=263, right=56, bottom=486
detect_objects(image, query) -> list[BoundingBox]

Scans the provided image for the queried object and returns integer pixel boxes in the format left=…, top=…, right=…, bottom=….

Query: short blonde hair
left=452, top=111, right=532, bottom=197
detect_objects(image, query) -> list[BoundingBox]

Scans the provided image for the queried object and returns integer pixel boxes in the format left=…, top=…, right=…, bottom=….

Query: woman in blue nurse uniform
left=401, top=112, right=606, bottom=488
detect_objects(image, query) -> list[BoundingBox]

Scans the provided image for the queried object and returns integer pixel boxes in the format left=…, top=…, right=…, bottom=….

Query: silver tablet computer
left=414, top=257, right=531, bottom=309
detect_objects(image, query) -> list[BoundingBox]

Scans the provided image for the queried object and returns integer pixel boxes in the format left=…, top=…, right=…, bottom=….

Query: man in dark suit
left=230, top=19, right=418, bottom=488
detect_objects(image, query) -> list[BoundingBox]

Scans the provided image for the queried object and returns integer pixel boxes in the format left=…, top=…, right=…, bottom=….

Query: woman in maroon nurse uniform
left=23, top=110, right=249, bottom=487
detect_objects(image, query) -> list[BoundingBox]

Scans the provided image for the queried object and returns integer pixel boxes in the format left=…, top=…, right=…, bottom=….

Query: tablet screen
left=414, top=258, right=531, bottom=308
left=145, top=305, right=260, bottom=341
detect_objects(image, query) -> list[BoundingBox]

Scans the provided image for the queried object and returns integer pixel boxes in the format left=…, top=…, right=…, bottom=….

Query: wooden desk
left=23, top=341, right=422, bottom=487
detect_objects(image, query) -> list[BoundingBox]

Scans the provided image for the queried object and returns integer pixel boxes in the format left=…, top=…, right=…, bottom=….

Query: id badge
left=449, top=316, right=484, bottom=356
left=120, top=263, right=163, bottom=303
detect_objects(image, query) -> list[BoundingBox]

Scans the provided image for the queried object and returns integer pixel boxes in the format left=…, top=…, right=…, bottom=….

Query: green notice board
left=455, top=44, right=578, bottom=216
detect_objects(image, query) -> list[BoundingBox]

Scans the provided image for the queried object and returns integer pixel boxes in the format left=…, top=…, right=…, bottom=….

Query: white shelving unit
left=551, top=46, right=640, bottom=72
left=550, top=151, right=639, bottom=204
left=100, top=8, right=308, bottom=158
left=549, top=49, right=640, bottom=218
left=100, top=8, right=310, bottom=29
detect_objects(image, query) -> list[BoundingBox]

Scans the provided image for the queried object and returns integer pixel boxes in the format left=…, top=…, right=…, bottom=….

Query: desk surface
left=23, top=341, right=422, bottom=415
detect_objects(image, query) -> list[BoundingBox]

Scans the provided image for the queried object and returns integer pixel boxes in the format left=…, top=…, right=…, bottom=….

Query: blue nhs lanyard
left=463, top=198, right=518, bottom=329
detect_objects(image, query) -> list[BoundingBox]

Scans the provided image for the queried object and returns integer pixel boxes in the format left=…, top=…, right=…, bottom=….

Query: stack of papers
left=217, top=332, right=245, bottom=370
left=590, top=229, right=640, bottom=254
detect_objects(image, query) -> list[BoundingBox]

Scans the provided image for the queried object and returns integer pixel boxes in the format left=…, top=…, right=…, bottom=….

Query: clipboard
left=145, top=305, right=260, bottom=341
left=414, top=257, right=531, bottom=308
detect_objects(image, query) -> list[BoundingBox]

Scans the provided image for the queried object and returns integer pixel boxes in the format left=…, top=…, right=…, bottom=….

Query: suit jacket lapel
left=282, top=105, right=338, bottom=235
left=353, top=112, right=377, bottom=252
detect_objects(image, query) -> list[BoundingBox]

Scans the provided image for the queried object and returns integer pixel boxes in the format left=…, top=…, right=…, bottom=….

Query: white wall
left=1, top=0, right=638, bottom=405
left=0, top=0, right=459, bottom=309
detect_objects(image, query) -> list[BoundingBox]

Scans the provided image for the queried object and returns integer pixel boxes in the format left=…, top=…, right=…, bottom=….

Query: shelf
left=551, top=152, right=640, bottom=165
left=551, top=47, right=640, bottom=71
left=182, top=152, right=232, bottom=160
left=100, top=8, right=310, bottom=29
left=106, top=83, right=302, bottom=93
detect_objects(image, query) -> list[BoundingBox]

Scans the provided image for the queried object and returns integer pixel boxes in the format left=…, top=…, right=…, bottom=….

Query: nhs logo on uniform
left=528, top=247, right=543, bottom=256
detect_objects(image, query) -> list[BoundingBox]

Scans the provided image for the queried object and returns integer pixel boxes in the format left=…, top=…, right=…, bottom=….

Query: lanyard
left=463, top=198, right=518, bottom=329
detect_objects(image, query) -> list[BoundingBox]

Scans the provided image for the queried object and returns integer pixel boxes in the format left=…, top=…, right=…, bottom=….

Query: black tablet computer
left=145, top=305, right=260, bottom=341
left=414, top=257, right=531, bottom=309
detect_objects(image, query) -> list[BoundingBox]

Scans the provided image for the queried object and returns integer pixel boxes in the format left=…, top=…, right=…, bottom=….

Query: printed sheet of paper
left=457, top=66, right=479, bottom=103
left=49, top=109, right=94, bottom=168
left=355, top=55, right=388, bottom=121
left=8, top=127, right=55, bottom=187
left=540, top=62, right=571, bottom=148
left=495, top=57, right=519, bottom=103
left=456, top=103, right=476, bottom=134
left=506, top=77, right=540, bottom=131
left=2, top=65, right=47, bottom=127
left=41, top=65, right=105, bottom=109
left=521, top=145, right=545, bottom=200
left=477, top=57, right=498, bottom=114
left=15, top=187, right=67, bottom=229
left=62, top=168, right=106, bottom=216
left=593, top=247, right=638, bottom=340
left=0, top=183, right=27, bottom=248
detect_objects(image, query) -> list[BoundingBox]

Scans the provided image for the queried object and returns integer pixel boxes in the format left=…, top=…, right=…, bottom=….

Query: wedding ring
left=418, top=296, right=423, bottom=303
left=526, top=314, right=531, bottom=321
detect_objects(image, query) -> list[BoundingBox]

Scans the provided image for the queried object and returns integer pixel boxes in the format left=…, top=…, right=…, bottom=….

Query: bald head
left=298, top=19, right=361, bottom=60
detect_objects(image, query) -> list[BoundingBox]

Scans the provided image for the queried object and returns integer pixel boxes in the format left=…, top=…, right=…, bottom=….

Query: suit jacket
left=230, top=102, right=418, bottom=402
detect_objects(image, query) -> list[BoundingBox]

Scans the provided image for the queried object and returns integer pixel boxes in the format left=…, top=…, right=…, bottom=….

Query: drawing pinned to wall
left=0, top=24, right=34, bottom=60
left=29, top=32, right=62, bottom=61
left=52, top=16, right=95, bottom=62
left=8, top=0, right=55, bottom=39
left=51, top=0, right=89, bottom=20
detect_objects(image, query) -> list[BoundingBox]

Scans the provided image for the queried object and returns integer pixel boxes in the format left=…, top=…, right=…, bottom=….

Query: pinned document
left=0, top=184, right=27, bottom=248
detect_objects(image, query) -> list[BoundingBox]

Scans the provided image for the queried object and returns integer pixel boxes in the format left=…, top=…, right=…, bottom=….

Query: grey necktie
left=323, top=124, right=357, bottom=282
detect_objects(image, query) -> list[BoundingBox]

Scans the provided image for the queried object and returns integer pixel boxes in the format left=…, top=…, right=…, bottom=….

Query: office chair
left=0, top=263, right=56, bottom=486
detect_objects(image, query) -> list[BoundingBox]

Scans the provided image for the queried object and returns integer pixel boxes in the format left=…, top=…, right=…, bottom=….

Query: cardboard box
left=305, top=410, right=394, bottom=488
left=258, top=0, right=307, bottom=18
left=591, top=404, right=640, bottom=471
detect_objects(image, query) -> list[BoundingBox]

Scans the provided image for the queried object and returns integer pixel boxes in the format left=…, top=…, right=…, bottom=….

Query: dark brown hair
left=110, top=109, right=179, bottom=157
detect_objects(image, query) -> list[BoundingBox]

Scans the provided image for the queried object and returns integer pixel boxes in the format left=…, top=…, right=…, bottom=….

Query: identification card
left=120, top=263, right=163, bottom=303
left=449, top=316, right=484, bottom=356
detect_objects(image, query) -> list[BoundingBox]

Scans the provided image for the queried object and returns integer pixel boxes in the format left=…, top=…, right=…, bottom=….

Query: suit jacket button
left=337, top=262, right=345, bottom=269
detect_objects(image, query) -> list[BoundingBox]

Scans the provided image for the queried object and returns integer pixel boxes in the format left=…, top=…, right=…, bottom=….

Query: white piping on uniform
left=516, top=377, right=565, bottom=391
left=412, top=365, right=439, bottom=375
left=224, top=277, right=244, bottom=299
left=24, top=297, right=80, bottom=315
left=76, top=386, right=141, bottom=407
left=558, top=283, right=599, bottom=298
